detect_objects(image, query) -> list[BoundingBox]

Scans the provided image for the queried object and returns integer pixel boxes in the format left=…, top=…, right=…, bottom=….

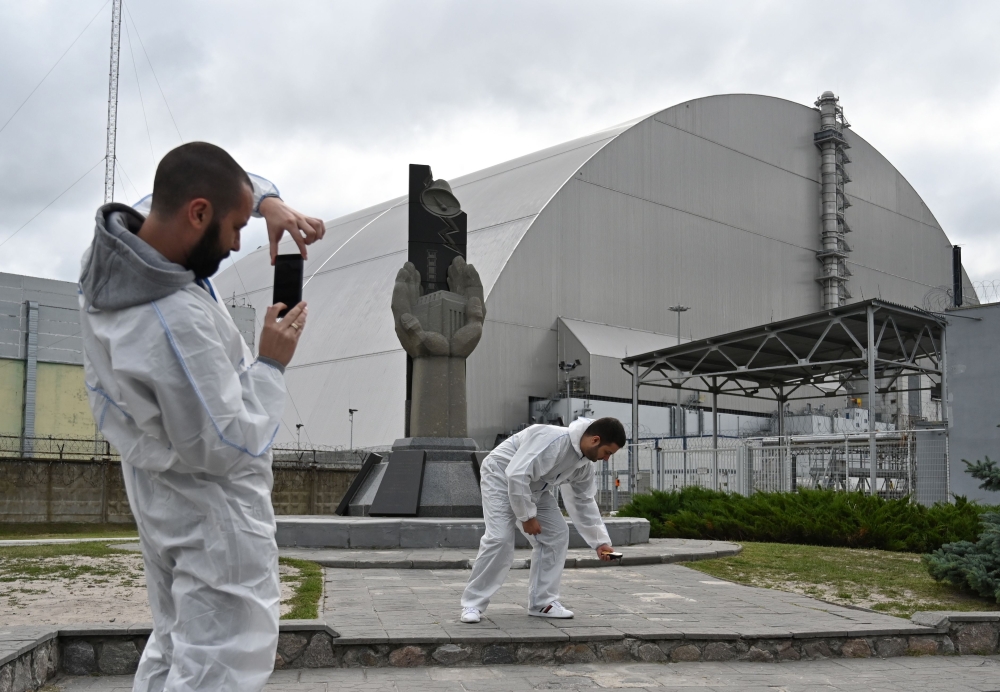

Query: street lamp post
left=295, top=423, right=304, bottom=448
left=348, top=409, right=358, bottom=449
left=668, top=305, right=690, bottom=486
left=557, top=359, right=581, bottom=423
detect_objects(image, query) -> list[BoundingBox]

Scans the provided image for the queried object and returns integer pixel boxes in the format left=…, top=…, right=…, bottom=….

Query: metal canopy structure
left=621, top=299, right=949, bottom=495
left=622, top=299, right=946, bottom=403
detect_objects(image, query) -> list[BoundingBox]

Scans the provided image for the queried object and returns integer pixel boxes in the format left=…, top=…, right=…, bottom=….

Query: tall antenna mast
left=104, top=0, right=122, bottom=204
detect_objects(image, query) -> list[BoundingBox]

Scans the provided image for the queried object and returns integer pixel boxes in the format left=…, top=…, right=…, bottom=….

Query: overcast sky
left=1, top=0, right=998, bottom=294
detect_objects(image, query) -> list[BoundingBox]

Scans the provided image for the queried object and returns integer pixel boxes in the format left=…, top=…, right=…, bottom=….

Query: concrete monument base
left=275, top=516, right=651, bottom=549
left=347, top=437, right=485, bottom=518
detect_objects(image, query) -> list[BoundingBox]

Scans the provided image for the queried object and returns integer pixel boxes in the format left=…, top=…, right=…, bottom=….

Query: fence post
left=308, top=466, right=318, bottom=514
left=46, top=460, right=53, bottom=522
left=101, top=460, right=109, bottom=523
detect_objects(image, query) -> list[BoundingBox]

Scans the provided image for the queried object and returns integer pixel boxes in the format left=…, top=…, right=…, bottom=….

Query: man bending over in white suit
left=79, top=142, right=323, bottom=692
left=460, top=417, right=625, bottom=623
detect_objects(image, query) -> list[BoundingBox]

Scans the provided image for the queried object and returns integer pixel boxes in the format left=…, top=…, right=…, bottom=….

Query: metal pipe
left=867, top=304, right=877, bottom=496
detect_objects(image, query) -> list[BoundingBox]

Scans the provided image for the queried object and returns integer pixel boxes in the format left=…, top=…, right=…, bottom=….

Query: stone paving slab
left=280, top=538, right=740, bottom=569
left=320, top=562, right=943, bottom=645
left=50, top=655, right=1000, bottom=690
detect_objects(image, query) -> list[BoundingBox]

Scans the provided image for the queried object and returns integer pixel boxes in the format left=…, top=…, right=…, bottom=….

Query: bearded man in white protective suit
left=460, top=416, right=626, bottom=623
left=78, top=142, right=324, bottom=692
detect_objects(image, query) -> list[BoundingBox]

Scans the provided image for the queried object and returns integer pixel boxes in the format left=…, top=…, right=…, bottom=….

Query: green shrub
left=615, top=486, right=992, bottom=553
left=923, top=458, right=1000, bottom=603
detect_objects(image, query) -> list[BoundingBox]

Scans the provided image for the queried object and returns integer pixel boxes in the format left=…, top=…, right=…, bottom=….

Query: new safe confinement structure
left=214, top=92, right=976, bottom=453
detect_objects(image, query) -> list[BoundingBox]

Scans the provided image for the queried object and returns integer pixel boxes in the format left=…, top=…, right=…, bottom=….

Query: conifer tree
left=924, top=457, right=1000, bottom=603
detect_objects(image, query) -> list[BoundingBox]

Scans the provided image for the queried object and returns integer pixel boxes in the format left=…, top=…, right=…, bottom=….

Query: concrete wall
left=34, top=362, right=94, bottom=438
left=946, top=302, right=1000, bottom=503
left=0, top=458, right=360, bottom=522
left=0, top=359, right=24, bottom=436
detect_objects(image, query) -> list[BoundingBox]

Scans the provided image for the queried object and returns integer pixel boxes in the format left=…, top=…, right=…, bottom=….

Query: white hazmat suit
left=461, top=417, right=611, bottom=612
left=79, top=191, right=286, bottom=692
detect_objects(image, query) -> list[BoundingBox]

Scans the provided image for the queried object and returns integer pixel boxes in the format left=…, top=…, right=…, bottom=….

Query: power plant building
left=207, top=93, right=977, bottom=449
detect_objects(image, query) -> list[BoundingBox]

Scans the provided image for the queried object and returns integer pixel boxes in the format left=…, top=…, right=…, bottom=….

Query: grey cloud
left=1, top=0, right=999, bottom=281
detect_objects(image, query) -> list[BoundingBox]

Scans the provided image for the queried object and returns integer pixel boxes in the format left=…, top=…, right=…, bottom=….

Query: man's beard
left=185, top=217, right=229, bottom=280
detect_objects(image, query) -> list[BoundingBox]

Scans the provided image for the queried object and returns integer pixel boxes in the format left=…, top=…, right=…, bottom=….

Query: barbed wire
left=973, top=280, right=1000, bottom=304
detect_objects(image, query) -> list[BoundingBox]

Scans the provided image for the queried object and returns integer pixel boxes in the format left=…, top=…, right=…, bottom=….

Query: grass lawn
left=684, top=541, right=1000, bottom=619
left=1, top=542, right=324, bottom=622
left=0, top=522, right=138, bottom=540
left=279, top=557, right=324, bottom=619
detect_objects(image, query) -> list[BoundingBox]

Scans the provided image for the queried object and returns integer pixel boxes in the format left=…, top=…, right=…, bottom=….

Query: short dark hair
left=584, top=417, right=626, bottom=447
left=149, top=142, right=252, bottom=218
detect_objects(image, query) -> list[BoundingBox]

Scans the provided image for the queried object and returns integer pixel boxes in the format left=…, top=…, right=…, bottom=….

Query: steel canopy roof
left=621, top=299, right=946, bottom=401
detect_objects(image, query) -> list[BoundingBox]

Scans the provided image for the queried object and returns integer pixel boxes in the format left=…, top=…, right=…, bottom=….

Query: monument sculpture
left=391, top=257, right=485, bottom=437
left=275, top=165, right=651, bottom=546
left=333, top=164, right=488, bottom=518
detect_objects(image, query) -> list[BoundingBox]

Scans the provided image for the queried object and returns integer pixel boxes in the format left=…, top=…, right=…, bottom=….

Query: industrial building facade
left=216, top=93, right=974, bottom=449
left=0, top=271, right=256, bottom=447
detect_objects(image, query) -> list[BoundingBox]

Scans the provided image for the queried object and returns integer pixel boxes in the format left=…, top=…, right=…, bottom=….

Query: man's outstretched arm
left=132, top=173, right=326, bottom=265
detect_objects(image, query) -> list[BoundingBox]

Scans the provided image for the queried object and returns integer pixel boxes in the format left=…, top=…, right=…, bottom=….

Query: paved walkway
left=322, top=563, right=932, bottom=644
left=51, top=656, right=1000, bottom=690
left=280, top=538, right=740, bottom=569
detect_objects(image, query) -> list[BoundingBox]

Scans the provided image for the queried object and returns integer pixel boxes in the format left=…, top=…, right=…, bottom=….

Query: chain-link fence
left=744, top=430, right=949, bottom=504
left=600, top=429, right=950, bottom=511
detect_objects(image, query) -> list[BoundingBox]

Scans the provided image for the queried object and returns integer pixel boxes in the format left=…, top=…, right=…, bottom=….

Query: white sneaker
left=528, top=600, right=574, bottom=619
left=460, top=607, right=481, bottom=623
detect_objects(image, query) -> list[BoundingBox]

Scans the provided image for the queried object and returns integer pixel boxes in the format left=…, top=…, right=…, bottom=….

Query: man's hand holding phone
left=597, top=544, right=620, bottom=562
left=259, top=302, right=307, bottom=367
left=259, top=197, right=325, bottom=265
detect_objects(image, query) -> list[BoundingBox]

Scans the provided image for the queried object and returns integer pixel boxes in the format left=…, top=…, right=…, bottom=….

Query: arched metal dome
left=216, top=94, right=973, bottom=448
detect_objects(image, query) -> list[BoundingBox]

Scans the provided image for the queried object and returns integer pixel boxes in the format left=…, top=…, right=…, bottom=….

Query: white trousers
left=127, top=468, right=280, bottom=692
left=461, top=463, right=569, bottom=611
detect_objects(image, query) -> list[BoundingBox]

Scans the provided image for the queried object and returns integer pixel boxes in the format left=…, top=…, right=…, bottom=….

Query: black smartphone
left=273, top=254, right=304, bottom=318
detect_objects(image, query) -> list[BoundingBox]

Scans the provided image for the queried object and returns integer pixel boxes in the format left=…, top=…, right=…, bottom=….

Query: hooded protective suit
left=461, top=417, right=612, bottom=612
left=79, top=201, right=286, bottom=692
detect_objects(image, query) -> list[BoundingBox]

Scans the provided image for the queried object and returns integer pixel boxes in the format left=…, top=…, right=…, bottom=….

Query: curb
left=3, top=612, right=998, bottom=688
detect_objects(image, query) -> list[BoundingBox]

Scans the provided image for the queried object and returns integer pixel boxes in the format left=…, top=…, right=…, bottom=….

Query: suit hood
left=80, top=203, right=194, bottom=310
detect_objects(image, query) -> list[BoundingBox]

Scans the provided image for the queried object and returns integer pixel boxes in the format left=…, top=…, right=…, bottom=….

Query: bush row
left=615, top=486, right=996, bottom=553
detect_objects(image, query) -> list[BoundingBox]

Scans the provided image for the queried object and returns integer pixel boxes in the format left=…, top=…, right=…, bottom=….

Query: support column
left=712, top=378, right=719, bottom=492
left=631, top=361, right=640, bottom=497
left=867, top=304, right=877, bottom=496
left=777, top=390, right=788, bottom=491
left=21, top=301, right=39, bottom=457
left=941, top=326, right=950, bottom=501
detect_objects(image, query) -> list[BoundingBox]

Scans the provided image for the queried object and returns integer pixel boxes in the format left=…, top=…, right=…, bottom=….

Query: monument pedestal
left=347, top=437, right=485, bottom=518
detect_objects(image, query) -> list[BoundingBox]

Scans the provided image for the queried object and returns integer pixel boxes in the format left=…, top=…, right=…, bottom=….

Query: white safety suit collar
left=567, top=417, right=589, bottom=460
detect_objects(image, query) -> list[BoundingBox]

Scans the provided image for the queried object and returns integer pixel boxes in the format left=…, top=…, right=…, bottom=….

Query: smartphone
left=273, top=254, right=304, bottom=318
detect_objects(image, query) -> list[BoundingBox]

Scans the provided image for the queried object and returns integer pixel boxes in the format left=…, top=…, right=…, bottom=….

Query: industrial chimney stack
left=814, top=91, right=853, bottom=309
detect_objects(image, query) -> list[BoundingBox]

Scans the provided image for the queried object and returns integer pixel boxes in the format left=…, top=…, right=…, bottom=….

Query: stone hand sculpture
left=392, top=257, right=486, bottom=437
